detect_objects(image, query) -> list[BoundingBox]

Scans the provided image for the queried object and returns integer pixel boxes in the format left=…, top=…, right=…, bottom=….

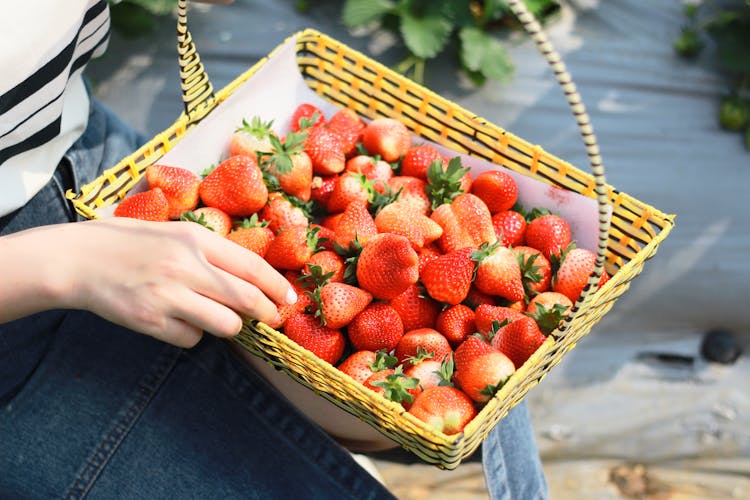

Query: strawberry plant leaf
left=459, top=27, right=514, bottom=82
left=342, top=0, right=395, bottom=28
left=400, top=9, right=454, bottom=59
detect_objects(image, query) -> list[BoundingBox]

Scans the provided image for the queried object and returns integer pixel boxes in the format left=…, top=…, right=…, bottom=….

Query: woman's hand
left=0, top=218, right=296, bottom=347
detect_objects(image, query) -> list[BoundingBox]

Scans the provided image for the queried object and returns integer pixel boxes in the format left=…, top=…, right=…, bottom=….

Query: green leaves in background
left=342, top=0, right=559, bottom=86
left=108, top=0, right=178, bottom=38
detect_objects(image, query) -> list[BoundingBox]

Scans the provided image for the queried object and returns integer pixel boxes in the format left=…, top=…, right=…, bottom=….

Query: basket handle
left=176, top=0, right=215, bottom=122
left=506, top=0, right=611, bottom=324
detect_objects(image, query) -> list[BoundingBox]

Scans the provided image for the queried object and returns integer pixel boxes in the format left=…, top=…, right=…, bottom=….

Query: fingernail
left=285, top=287, right=298, bottom=305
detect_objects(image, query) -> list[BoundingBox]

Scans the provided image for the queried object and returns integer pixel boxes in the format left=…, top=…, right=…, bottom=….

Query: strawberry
left=525, top=212, right=572, bottom=260
left=199, top=155, right=268, bottom=217
left=388, top=284, right=441, bottom=332
left=364, top=367, right=419, bottom=406
left=463, top=287, right=497, bottom=309
left=356, top=233, right=419, bottom=299
left=513, top=245, right=552, bottom=298
left=145, top=164, right=201, bottom=219
left=338, top=349, right=396, bottom=385
left=305, top=126, right=346, bottom=175
left=333, top=200, right=377, bottom=249
left=431, top=193, right=497, bottom=254
left=408, top=386, right=476, bottom=435
left=113, top=188, right=170, bottom=221
left=261, top=132, right=313, bottom=202
left=526, top=291, right=573, bottom=335
left=491, top=315, right=547, bottom=368
left=181, top=206, right=232, bottom=236
left=310, top=281, right=372, bottom=329
left=347, top=302, right=404, bottom=352
left=492, top=210, right=527, bottom=247
left=310, top=175, right=337, bottom=207
left=326, top=171, right=372, bottom=214
left=226, top=223, right=275, bottom=257
left=474, top=304, right=526, bottom=339
left=264, top=225, right=319, bottom=271
left=417, top=244, right=442, bottom=275
left=327, top=108, right=366, bottom=156
left=454, top=351, right=515, bottom=403
left=395, top=328, right=452, bottom=368
left=387, top=176, right=431, bottom=215
left=259, top=192, right=310, bottom=233
left=420, top=247, right=476, bottom=305
left=374, top=202, right=443, bottom=250
left=404, top=356, right=454, bottom=406
left=552, top=246, right=610, bottom=303
left=290, top=103, right=325, bottom=132
left=303, top=250, right=345, bottom=283
left=345, top=155, right=393, bottom=193
left=470, top=170, right=518, bottom=214
left=283, top=311, right=345, bottom=365
left=435, top=304, right=476, bottom=348
left=361, top=118, right=411, bottom=162
left=310, top=223, right=336, bottom=251
left=229, top=116, right=274, bottom=158
left=453, top=334, right=496, bottom=373
left=400, top=144, right=442, bottom=180
left=471, top=241, right=525, bottom=302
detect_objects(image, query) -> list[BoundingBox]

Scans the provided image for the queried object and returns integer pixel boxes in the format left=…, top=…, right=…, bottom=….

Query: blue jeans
left=0, top=96, right=547, bottom=499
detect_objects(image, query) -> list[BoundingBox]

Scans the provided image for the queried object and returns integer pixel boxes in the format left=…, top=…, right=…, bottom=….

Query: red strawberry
left=525, top=212, right=572, bottom=260
left=417, top=244, right=442, bottom=274
left=290, top=103, right=325, bottom=132
left=229, top=116, right=274, bottom=158
left=226, top=225, right=275, bottom=257
left=454, top=351, right=515, bottom=403
left=199, top=155, right=268, bottom=217
left=471, top=241, right=525, bottom=302
left=145, top=164, right=201, bottom=219
left=347, top=302, right=404, bottom=352
left=356, top=233, right=419, bottom=300
left=463, top=287, right=497, bottom=309
left=552, top=247, right=610, bottom=303
left=404, top=357, right=453, bottom=406
left=345, top=155, right=393, bottom=193
left=431, top=193, right=497, bottom=254
left=474, top=304, right=526, bottom=339
left=389, top=284, right=441, bottom=332
left=262, top=132, right=314, bottom=202
left=513, top=245, right=552, bottom=298
left=333, top=200, right=377, bottom=249
left=327, top=108, right=366, bottom=156
left=421, top=247, right=477, bottom=305
left=310, top=175, right=337, bottom=207
left=492, top=210, right=527, bottom=247
left=113, top=188, right=170, bottom=221
left=264, top=225, right=319, bottom=271
left=361, top=118, right=411, bottom=162
left=374, top=202, right=443, bottom=250
left=326, top=171, right=372, bottom=214
left=259, top=192, right=309, bottom=233
left=181, top=206, right=232, bottom=236
left=491, top=315, right=547, bottom=368
left=387, top=176, right=431, bottom=215
left=435, top=304, right=476, bottom=348
left=303, top=250, right=345, bottom=283
left=470, top=170, right=518, bottom=214
left=305, top=126, right=346, bottom=176
left=408, top=386, right=476, bottom=435
left=310, top=223, right=336, bottom=251
left=395, top=328, right=452, bottom=368
left=338, top=350, right=396, bottom=385
left=312, top=282, right=372, bottom=329
left=400, top=144, right=442, bottom=180
left=526, top=291, right=573, bottom=335
left=453, top=334, right=496, bottom=373
left=283, top=311, right=345, bottom=365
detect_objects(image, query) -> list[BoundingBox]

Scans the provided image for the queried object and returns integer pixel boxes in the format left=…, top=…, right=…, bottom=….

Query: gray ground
left=89, top=0, right=750, bottom=496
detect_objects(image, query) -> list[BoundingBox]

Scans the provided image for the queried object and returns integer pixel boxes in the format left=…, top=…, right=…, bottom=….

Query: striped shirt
left=0, top=0, right=110, bottom=216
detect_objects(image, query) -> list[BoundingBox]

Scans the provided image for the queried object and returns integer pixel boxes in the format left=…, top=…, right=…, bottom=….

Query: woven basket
left=68, top=0, right=674, bottom=469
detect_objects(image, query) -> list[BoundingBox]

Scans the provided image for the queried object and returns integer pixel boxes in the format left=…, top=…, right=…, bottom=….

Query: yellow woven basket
left=68, top=0, right=674, bottom=469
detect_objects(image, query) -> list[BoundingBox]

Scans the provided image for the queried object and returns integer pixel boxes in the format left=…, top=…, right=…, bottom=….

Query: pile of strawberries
left=114, top=103, right=610, bottom=435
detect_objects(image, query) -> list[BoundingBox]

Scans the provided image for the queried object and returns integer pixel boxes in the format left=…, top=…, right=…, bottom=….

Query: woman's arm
left=0, top=217, right=295, bottom=347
